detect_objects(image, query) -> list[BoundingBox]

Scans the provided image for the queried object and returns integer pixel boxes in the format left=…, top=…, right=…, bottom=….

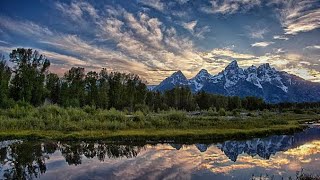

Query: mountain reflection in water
left=1, top=127, right=320, bottom=180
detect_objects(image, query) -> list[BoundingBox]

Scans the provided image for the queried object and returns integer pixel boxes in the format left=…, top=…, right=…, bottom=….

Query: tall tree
left=0, top=55, right=12, bottom=107
left=85, top=71, right=99, bottom=106
left=63, top=67, right=86, bottom=107
left=46, top=73, right=60, bottom=104
left=97, top=68, right=109, bottom=109
left=9, top=48, right=50, bottom=106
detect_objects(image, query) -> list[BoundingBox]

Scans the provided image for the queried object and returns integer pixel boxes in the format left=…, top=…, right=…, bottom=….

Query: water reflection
left=0, top=127, right=320, bottom=180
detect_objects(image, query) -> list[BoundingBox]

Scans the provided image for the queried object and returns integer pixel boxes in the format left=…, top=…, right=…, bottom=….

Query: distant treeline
left=1, top=48, right=320, bottom=111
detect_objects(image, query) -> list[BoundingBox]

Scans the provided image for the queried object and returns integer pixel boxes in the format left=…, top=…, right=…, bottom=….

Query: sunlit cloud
left=40, top=141, right=320, bottom=179
left=0, top=0, right=319, bottom=84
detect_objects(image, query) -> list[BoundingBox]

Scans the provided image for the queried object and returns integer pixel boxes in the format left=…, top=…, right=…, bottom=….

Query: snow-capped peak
left=192, top=69, right=211, bottom=80
left=225, top=60, right=239, bottom=71
left=189, top=69, right=212, bottom=92
left=153, top=61, right=320, bottom=103
left=223, top=60, right=245, bottom=89
left=257, top=63, right=288, bottom=92
left=169, top=70, right=188, bottom=84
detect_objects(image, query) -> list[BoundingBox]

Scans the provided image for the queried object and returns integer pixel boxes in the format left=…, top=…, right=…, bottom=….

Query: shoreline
left=0, top=124, right=305, bottom=143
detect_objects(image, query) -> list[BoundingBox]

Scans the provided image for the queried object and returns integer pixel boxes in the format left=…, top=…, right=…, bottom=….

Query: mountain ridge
left=152, top=60, right=320, bottom=103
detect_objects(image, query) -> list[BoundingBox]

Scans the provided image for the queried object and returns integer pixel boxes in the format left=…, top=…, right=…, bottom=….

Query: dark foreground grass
left=0, top=105, right=318, bottom=142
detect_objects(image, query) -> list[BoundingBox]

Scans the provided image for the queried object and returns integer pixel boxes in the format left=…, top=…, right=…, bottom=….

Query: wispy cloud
left=182, top=21, right=197, bottom=32
left=182, top=21, right=210, bottom=38
left=249, top=27, right=268, bottom=39
left=0, top=16, right=151, bottom=79
left=203, top=48, right=256, bottom=60
left=273, top=35, right=289, bottom=40
left=201, top=0, right=261, bottom=14
left=272, top=0, right=320, bottom=35
left=138, top=0, right=165, bottom=11
left=0, top=16, right=53, bottom=38
left=1, top=0, right=319, bottom=84
left=0, top=40, right=9, bottom=45
left=305, top=45, right=320, bottom=49
left=55, top=1, right=99, bottom=22
left=251, top=41, right=274, bottom=47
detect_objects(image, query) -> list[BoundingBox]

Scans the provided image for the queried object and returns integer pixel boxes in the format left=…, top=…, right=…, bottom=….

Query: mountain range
left=151, top=60, right=320, bottom=103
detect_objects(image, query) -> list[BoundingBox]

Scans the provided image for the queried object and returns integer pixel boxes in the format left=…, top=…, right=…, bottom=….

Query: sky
left=0, top=0, right=319, bottom=84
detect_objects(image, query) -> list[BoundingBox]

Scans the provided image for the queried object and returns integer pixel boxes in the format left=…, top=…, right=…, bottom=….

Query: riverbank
left=0, top=125, right=304, bottom=143
left=0, top=105, right=318, bottom=142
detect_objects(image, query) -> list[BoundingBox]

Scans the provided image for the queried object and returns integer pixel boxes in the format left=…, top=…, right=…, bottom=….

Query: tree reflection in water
left=0, top=141, right=143, bottom=180
left=0, top=127, right=320, bottom=179
left=1, top=141, right=50, bottom=180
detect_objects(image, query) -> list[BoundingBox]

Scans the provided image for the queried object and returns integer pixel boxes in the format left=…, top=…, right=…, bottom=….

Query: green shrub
left=133, top=111, right=145, bottom=122
left=106, top=120, right=126, bottom=130
left=37, top=104, right=66, bottom=118
left=232, top=109, right=240, bottom=116
left=166, top=110, right=187, bottom=123
left=63, top=121, right=82, bottom=131
left=83, top=105, right=97, bottom=114
left=207, top=107, right=218, bottom=116
left=6, top=105, right=34, bottom=119
left=67, top=107, right=88, bottom=121
left=104, top=108, right=126, bottom=122
left=134, top=104, right=149, bottom=114
left=218, top=108, right=226, bottom=116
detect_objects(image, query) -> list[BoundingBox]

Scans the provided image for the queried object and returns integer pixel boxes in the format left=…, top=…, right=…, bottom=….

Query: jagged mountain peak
left=193, top=69, right=211, bottom=79
left=258, top=63, right=272, bottom=70
left=153, top=70, right=188, bottom=91
left=153, top=61, right=320, bottom=103
left=247, top=65, right=257, bottom=71
left=172, top=70, right=184, bottom=76
left=225, top=60, right=240, bottom=71
left=189, top=69, right=212, bottom=92
left=198, top=69, right=209, bottom=75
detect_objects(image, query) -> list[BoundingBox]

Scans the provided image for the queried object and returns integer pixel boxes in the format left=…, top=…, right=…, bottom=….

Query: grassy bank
left=0, top=104, right=318, bottom=141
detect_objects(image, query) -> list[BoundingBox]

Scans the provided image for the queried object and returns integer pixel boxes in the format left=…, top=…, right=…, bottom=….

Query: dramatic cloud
left=251, top=41, right=274, bottom=47
left=1, top=0, right=319, bottom=83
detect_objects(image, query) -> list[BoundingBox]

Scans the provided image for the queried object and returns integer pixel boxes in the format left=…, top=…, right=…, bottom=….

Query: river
left=1, top=126, right=320, bottom=179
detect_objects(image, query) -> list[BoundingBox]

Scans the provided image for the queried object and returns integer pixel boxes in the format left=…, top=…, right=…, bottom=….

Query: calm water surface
left=1, top=126, right=320, bottom=180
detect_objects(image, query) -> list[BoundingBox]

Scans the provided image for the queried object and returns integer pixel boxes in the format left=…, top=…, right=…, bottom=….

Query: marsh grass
left=0, top=105, right=318, bottom=140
